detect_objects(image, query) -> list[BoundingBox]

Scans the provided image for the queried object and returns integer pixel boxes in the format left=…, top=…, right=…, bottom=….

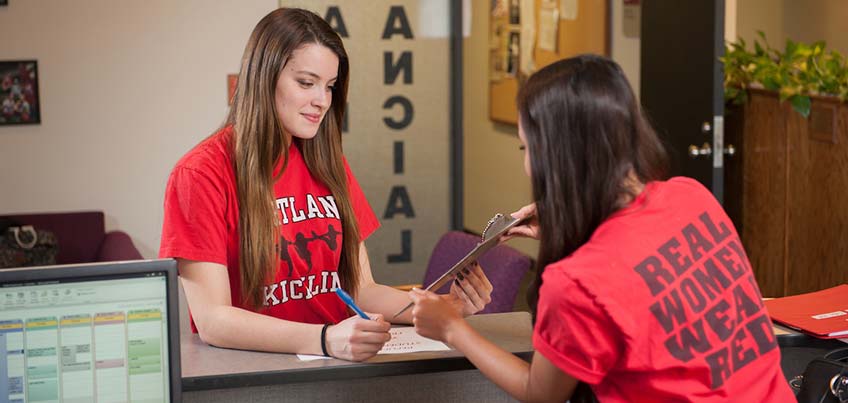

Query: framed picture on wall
left=0, top=60, right=41, bottom=125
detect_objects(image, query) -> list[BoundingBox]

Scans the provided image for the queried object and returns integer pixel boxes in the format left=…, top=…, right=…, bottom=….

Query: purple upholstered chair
left=0, top=211, right=142, bottom=265
left=423, top=231, right=533, bottom=314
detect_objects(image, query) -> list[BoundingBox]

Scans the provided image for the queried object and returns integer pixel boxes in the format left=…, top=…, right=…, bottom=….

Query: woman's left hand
left=448, top=262, right=493, bottom=316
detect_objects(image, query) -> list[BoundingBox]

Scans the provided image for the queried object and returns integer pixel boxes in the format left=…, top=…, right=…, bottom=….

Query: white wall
left=0, top=1, right=278, bottom=258
left=0, top=1, right=455, bottom=285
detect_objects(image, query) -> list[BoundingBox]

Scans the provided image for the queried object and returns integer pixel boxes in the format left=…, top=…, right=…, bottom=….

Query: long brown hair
left=227, top=8, right=360, bottom=309
left=517, top=55, right=669, bottom=314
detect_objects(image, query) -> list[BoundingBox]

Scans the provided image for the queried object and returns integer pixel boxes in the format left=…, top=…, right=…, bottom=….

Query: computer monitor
left=0, top=259, right=181, bottom=403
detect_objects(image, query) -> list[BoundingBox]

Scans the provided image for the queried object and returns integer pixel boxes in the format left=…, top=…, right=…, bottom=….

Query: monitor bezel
left=0, top=259, right=182, bottom=402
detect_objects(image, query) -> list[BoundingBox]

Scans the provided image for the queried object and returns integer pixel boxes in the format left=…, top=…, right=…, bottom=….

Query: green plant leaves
left=722, top=33, right=848, bottom=118
left=790, top=95, right=812, bottom=118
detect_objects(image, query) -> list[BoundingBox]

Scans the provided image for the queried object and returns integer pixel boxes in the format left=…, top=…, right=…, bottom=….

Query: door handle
left=688, top=142, right=712, bottom=158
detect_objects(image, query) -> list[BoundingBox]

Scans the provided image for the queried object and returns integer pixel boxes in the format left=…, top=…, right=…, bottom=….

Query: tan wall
left=463, top=0, right=848, bottom=257
left=462, top=0, right=641, bottom=259
left=782, top=0, right=848, bottom=56
left=462, top=0, right=538, bottom=258
left=734, top=0, right=847, bottom=56
left=735, top=0, right=785, bottom=46
left=462, top=0, right=642, bottom=309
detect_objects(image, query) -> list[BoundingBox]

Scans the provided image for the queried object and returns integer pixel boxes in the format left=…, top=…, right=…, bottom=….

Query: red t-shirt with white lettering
left=159, top=126, right=379, bottom=331
left=533, top=177, right=794, bottom=402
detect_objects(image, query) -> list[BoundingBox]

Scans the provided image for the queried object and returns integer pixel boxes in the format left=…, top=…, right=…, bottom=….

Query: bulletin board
left=489, top=0, right=610, bottom=125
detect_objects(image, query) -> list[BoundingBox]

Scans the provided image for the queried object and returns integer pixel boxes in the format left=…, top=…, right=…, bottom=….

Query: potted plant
left=721, top=33, right=848, bottom=298
left=722, top=31, right=848, bottom=117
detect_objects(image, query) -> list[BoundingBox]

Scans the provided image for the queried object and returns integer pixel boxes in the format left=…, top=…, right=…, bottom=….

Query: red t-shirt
left=533, top=177, right=794, bottom=402
left=159, top=127, right=379, bottom=331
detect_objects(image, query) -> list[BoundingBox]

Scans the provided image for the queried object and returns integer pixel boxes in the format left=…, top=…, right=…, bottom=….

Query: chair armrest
left=96, top=231, right=143, bottom=262
left=393, top=284, right=421, bottom=292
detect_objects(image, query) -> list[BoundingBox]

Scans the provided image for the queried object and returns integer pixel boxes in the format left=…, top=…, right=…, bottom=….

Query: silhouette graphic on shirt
left=278, top=226, right=341, bottom=277
left=313, top=224, right=340, bottom=251
left=293, top=233, right=312, bottom=271
left=277, top=236, right=294, bottom=277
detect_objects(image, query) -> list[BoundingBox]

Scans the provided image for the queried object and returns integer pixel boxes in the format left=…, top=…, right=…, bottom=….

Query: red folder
left=764, top=284, right=848, bottom=339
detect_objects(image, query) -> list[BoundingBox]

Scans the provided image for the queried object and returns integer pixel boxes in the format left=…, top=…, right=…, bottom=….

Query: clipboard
left=393, top=213, right=528, bottom=319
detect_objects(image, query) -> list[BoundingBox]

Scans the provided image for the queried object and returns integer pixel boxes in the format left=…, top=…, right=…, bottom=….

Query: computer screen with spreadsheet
left=0, top=259, right=180, bottom=403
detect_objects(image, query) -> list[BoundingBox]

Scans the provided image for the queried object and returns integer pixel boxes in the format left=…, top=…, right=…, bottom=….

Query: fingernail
left=457, top=273, right=464, bottom=280
left=463, top=268, right=470, bottom=274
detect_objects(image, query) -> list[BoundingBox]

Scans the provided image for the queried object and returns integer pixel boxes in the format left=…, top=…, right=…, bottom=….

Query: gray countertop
left=180, top=311, right=534, bottom=391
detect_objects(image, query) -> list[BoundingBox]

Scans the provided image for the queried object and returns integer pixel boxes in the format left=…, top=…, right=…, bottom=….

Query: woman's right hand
left=504, top=203, right=539, bottom=240
left=324, top=313, right=392, bottom=362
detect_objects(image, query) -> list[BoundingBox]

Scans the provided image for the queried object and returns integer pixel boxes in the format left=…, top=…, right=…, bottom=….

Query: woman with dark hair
left=160, top=8, right=493, bottom=362
left=409, top=55, right=794, bottom=401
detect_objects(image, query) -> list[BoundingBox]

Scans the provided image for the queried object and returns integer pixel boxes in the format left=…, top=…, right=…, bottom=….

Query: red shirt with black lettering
left=533, top=177, right=794, bottom=402
left=159, top=126, right=379, bottom=331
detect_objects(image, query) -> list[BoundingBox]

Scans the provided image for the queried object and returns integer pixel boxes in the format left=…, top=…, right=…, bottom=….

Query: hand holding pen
left=322, top=288, right=391, bottom=361
left=335, top=288, right=370, bottom=319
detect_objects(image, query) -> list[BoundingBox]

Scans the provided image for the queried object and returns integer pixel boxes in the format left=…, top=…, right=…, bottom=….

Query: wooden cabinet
left=725, top=89, right=848, bottom=297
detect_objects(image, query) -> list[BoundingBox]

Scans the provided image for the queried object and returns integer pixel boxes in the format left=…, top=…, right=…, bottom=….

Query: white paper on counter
left=378, top=326, right=451, bottom=354
left=297, top=327, right=450, bottom=361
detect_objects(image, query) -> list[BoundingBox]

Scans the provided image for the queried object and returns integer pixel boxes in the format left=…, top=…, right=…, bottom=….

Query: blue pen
left=334, top=288, right=370, bottom=320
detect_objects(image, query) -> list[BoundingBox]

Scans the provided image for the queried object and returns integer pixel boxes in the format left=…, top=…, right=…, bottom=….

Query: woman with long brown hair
left=408, top=55, right=794, bottom=401
left=160, top=8, right=493, bottom=361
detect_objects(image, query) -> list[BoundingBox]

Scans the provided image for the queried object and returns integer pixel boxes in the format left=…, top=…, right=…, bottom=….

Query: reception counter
left=180, top=312, right=534, bottom=403
left=178, top=308, right=837, bottom=402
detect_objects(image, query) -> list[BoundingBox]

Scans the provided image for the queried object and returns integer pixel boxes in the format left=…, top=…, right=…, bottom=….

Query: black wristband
left=320, top=323, right=331, bottom=357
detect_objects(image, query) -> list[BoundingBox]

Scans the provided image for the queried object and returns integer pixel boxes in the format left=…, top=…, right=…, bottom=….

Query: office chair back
left=423, top=231, right=533, bottom=314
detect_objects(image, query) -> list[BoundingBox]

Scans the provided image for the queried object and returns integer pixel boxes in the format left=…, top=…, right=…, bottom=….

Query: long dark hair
left=227, top=8, right=360, bottom=308
left=518, top=55, right=669, bottom=313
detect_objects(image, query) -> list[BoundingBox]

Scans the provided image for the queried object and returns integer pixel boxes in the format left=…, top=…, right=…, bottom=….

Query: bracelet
left=320, top=323, right=331, bottom=357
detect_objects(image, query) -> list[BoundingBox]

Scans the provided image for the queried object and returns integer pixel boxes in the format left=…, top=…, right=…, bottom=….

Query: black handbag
left=0, top=220, right=59, bottom=268
left=794, top=347, right=848, bottom=403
